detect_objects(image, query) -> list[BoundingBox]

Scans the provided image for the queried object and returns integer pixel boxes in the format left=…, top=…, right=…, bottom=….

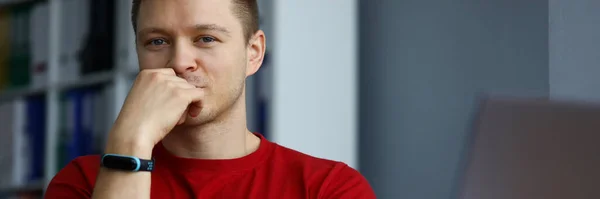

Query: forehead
left=137, top=0, right=240, bottom=32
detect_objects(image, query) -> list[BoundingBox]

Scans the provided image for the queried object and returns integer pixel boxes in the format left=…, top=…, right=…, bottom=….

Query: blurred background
left=0, top=0, right=598, bottom=198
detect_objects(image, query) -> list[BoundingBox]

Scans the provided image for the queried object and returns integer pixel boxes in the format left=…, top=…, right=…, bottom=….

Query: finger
left=188, top=102, right=202, bottom=117
left=138, top=69, right=178, bottom=84
left=170, top=80, right=196, bottom=90
left=164, top=74, right=191, bottom=84
left=186, top=88, right=204, bottom=117
left=163, top=75, right=199, bottom=90
left=147, top=68, right=176, bottom=76
left=178, top=108, right=187, bottom=125
left=184, top=88, right=205, bottom=103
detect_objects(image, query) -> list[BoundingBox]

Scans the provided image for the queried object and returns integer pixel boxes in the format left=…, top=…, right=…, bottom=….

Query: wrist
left=105, top=127, right=155, bottom=159
left=104, top=140, right=154, bottom=160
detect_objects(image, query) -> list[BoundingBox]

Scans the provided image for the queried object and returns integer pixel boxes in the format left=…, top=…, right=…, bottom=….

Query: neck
left=161, top=90, right=260, bottom=160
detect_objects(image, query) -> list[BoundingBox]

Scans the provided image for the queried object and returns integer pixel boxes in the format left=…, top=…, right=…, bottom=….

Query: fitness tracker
left=101, top=154, right=154, bottom=172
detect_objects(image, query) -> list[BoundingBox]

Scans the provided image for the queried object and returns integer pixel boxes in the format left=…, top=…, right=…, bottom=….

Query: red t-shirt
left=45, top=133, right=376, bottom=198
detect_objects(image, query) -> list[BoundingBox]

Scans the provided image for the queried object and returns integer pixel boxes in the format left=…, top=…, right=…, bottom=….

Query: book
left=0, top=99, right=27, bottom=189
left=80, top=0, right=115, bottom=75
left=24, top=95, right=45, bottom=183
left=58, top=87, right=110, bottom=169
left=58, top=0, right=81, bottom=84
left=0, top=8, right=10, bottom=90
left=28, top=2, right=48, bottom=89
left=8, top=5, right=32, bottom=88
left=114, top=0, right=138, bottom=72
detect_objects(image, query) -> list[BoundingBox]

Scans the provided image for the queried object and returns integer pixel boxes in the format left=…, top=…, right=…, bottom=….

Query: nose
left=167, top=40, right=198, bottom=74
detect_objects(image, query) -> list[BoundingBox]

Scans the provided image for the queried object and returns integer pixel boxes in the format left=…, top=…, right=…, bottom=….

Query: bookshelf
left=0, top=0, right=138, bottom=197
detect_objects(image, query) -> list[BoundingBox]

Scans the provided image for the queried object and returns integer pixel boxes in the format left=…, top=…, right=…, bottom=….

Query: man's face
left=135, top=0, right=264, bottom=125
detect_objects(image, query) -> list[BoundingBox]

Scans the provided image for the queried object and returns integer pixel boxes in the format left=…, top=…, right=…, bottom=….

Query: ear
left=246, top=30, right=266, bottom=77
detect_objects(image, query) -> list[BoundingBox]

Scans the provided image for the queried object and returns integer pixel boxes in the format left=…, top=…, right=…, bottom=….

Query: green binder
left=8, top=5, right=32, bottom=88
left=0, top=9, right=10, bottom=90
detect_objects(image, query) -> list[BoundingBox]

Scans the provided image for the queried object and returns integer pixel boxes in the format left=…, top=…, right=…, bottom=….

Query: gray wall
left=549, top=0, right=600, bottom=101
left=359, top=0, right=549, bottom=198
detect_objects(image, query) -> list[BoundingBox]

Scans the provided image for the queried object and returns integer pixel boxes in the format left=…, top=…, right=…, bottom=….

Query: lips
left=178, top=74, right=209, bottom=88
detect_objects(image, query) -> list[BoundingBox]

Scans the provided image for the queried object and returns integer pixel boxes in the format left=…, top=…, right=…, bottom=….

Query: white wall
left=549, top=0, right=600, bottom=101
left=270, top=0, right=358, bottom=168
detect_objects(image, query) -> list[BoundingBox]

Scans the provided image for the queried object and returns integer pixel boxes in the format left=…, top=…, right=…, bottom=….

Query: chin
left=181, top=86, right=244, bottom=127
left=182, top=112, right=217, bottom=126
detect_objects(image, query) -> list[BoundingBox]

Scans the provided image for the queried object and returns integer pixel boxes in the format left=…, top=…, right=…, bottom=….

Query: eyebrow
left=137, top=28, right=168, bottom=37
left=137, top=24, right=231, bottom=37
left=195, top=24, right=231, bottom=35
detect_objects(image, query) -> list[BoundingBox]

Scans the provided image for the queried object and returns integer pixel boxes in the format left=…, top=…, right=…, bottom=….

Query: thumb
left=188, top=102, right=202, bottom=117
left=186, top=88, right=204, bottom=117
left=186, top=87, right=205, bottom=103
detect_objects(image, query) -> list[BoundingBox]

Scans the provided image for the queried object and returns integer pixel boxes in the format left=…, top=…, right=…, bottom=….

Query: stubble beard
left=185, top=70, right=246, bottom=126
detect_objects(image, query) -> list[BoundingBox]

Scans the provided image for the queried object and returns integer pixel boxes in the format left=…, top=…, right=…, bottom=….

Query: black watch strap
left=139, top=158, right=155, bottom=171
left=101, top=154, right=155, bottom=172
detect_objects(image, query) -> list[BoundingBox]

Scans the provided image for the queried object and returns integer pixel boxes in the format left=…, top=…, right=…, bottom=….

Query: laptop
left=457, top=96, right=600, bottom=199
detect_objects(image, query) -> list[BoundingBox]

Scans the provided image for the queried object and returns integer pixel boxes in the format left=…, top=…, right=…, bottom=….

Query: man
left=45, top=0, right=375, bottom=198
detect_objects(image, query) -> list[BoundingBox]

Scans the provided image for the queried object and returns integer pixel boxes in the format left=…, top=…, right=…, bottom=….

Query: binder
left=63, top=90, right=83, bottom=165
left=0, top=99, right=27, bottom=188
left=58, top=88, right=103, bottom=168
left=80, top=89, right=95, bottom=156
left=29, top=2, right=48, bottom=89
left=8, top=5, right=32, bottom=88
left=115, top=0, right=138, bottom=72
left=58, top=0, right=81, bottom=83
left=24, top=95, right=45, bottom=183
left=80, top=0, right=115, bottom=75
left=92, top=87, right=109, bottom=153
left=0, top=9, right=10, bottom=90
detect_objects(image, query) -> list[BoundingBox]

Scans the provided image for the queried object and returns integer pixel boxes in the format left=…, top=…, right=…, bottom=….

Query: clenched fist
left=105, top=68, right=205, bottom=158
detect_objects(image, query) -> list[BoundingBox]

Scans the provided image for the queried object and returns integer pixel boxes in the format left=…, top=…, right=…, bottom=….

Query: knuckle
left=173, top=89, right=187, bottom=100
left=165, top=81, right=179, bottom=90
left=149, top=71, right=162, bottom=82
left=134, top=70, right=147, bottom=81
left=164, top=68, right=175, bottom=74
left=157, top=68, right=174, bottom=76
left=139, top=69, right=152, bottom=77
left=164, top=80, right=173, bottom=87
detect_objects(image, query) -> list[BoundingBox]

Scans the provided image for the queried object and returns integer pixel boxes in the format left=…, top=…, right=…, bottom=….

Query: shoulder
left=268, top=143, right=376, bottom=198
left=269, top=142, right=341, bottom=172
left=317, top=162, right=376, bottom=198
left=45, top=155, right=100, bottom=198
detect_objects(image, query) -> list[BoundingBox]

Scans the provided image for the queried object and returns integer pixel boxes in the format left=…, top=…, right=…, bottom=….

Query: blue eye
left=150, top=39, right=166, bottom=45
left=199, top=37, right=216, bottom=43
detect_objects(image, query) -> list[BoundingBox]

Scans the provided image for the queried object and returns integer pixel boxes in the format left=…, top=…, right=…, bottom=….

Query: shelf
left=0, top=85, right=46, bottom=102
left=0, top=0, right=41, bottom=8
left=0, top=70, right=138, bottom=102
left=0, top=180, right=44, bottom=195
left=57, top=70, right=117, bottom=91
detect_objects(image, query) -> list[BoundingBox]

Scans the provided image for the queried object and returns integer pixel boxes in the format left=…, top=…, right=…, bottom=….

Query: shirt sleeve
left=44, top=157, right=96, bottom=199
left=318, top=163, right=377, bottom=199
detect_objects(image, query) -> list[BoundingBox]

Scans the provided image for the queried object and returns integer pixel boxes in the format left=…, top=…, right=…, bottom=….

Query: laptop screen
left=457, top=97, right=600, bottom=199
